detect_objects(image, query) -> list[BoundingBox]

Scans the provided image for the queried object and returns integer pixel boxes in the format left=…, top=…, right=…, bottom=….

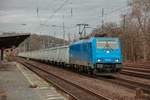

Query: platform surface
left=0, top=61, right=67, bottom=100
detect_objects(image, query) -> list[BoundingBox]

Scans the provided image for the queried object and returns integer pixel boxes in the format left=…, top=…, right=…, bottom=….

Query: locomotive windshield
left=96, top=40, right=118, bottom=49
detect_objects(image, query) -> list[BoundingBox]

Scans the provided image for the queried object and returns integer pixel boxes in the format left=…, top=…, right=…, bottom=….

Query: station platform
left=0, top=61, right=67, bottom=100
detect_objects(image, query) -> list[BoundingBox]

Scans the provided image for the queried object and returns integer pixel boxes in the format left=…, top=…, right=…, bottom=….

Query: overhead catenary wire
left=39, top=0, right=70, bottom=35
left=83, top=5, right=131, bottom=28
left=35, top=0, right=71, bottom=37
left=36, top=0, right=131, bottom=39
left=103, top=5, right=131, bottom=17
left=49, top=0, right=70, bottom=19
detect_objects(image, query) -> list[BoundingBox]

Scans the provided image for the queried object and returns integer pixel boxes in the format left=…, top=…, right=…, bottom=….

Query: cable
left=39, top=0, right=70, bottom=33
left=82, top=5, right=131, bottom=27
left=103, top=5, right=131, bottom=17
left=49, top=0, right=70, bottom=19
left=37, top=1, right=131, bottom=37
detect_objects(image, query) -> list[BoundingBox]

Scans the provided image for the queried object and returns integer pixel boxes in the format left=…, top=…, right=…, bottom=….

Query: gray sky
left=0, top=0, right=129, bottom=39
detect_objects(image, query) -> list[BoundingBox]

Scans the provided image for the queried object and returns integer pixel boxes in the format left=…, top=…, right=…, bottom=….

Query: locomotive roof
left=70, top=37, right=119, bottom=45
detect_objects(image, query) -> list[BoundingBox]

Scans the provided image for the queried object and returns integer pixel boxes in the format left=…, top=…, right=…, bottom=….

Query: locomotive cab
left=93, top=38, right=122, bottom=73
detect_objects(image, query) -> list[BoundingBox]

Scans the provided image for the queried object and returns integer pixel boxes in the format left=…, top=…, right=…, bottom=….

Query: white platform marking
left=15, top=62, right=67, bottom=100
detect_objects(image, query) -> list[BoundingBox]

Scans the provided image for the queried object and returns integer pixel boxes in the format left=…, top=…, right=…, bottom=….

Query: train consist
left=19, top=37, right=123, bottom=74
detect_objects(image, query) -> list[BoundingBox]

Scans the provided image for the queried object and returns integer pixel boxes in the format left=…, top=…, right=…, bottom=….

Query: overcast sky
left=0, top=0, right=129, bottom=39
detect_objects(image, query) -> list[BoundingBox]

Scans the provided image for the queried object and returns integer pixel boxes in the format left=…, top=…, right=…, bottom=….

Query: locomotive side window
left=96, top=40, right=118, bottom=49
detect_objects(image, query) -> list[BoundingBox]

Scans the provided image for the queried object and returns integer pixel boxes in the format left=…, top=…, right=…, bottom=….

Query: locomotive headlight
left=115, top=59, right=119, bottom=62
left=97, top=59, right=102, bottom=62
left=106, top=50, right=110, bottom=54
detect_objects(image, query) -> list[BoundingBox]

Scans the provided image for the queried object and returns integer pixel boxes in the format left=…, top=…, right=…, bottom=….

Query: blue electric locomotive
left=69, top=37, right=122, bottom=74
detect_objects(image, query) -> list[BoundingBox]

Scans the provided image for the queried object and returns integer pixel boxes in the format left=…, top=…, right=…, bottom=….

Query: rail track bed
left=21, top=62, right=105, bottom=100
left=17, top=59, right=111, bottom=100
left=123, top=67, right=150, bottom=73
left=14, top=57, right=139, bottom=100
left=103, top=74, right=150, bottom=95
left=121, top=63, right=150, bottom=82
left=120, top=69, right=150, bottom=79
left=124, top=63, right=150, bottom=70
left=113, top=63, right=150, bottom=95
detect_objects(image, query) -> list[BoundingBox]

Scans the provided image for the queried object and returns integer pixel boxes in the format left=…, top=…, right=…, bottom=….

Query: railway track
left=97, top=75, right=150, bottom=95
left=13, top=57, right=150, bottom=99
left=123, top=67, right=150, bottom=73
left=112, top=64, right=150, bottom=94
left=120, top=69, right=150, bottom=79
left=124, top=64, right=150, bottom=70
left=17, top=59, right=110, bottom=100
left=121, top=63, right=150, bottom=79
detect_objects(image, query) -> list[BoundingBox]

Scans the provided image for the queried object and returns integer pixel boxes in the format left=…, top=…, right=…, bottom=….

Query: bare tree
left=127, top=0, right=150, bottom=61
